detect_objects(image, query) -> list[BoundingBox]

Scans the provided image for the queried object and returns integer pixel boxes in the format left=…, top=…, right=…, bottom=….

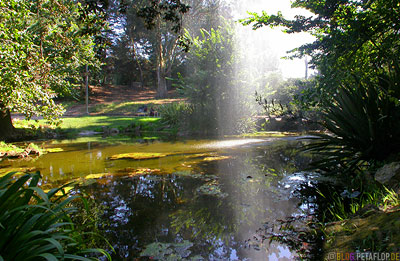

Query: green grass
left=13, top=116, right=165, bottom=138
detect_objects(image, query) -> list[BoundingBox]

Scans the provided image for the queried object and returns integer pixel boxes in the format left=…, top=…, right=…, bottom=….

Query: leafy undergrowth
left=0, top=172, right=111, bottom=260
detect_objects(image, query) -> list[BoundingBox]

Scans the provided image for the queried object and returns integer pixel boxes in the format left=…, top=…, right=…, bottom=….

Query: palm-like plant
left=305, top=82, right=400, bottom=175
left=0, top=172, right=110, bottom=260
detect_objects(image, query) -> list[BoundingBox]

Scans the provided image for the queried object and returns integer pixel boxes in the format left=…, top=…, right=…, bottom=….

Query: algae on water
left=109, top=152, right=169, bottom=160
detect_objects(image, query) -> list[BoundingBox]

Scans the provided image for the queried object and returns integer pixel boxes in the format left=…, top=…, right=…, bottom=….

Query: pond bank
left=323, top=207, right=400, bottom=259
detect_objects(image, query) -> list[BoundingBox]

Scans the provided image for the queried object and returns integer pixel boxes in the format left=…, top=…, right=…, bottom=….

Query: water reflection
left=0, top=137, right=314, bottom=259
left=77, top=139, right=312, bottom=260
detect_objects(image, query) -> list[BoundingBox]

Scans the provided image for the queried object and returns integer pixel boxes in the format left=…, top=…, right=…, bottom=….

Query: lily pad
left=202, top=156, right=231, bottom=162
left=109, top=152, right=168, bottom=160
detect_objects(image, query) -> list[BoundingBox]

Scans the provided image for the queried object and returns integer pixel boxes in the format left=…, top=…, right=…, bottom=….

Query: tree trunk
left=131, top=38, right=145, bottom=89
left=0, top=106, right=14, bottom=140
left=157, top=66, right=168, bottom=98
left=156, top=16, right=168, bottom=99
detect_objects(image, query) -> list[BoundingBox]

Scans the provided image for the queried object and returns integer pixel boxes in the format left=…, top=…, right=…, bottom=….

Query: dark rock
left=375, top=162, right=400, bottom=190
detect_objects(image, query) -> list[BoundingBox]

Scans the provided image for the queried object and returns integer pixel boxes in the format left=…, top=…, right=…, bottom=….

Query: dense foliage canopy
left=242, top=0, right=400, bottom=106
left=0, top=0, right=98, bottom=122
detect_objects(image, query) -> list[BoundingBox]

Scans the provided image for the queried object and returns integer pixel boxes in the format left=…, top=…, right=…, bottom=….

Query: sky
left=233, top=0, right=316, bottom=78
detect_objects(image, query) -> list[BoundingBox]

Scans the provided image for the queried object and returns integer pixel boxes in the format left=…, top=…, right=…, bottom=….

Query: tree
left=179, top=22, right=239, bottom=135
left=137, top=0, right=190, bottom=98
left=241, top=0, right=400, bottom=107
left=0, top=0, right=99, bottom=139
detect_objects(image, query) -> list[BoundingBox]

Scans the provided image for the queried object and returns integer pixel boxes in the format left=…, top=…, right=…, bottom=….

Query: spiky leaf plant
left=305, top=83, right=400, bottom=175
left=0, top=172, right=110, bottom=260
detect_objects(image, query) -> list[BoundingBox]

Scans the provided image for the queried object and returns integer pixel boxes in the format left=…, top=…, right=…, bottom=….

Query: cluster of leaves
left=0, top=172, right=110, bottom=260
left=137, top=0, right=190, bottom=33
left=255, top=77, right=317, bottom=119
left=177, top=22, right=247, bottom=134
left=242, top=0, right=400, bottom=174
left=158, top=102, right=192, bottom=126
left=305, top=82, right=400, bottom=175
left=0, top=0, right=100, bottom=121
left=241, top=0, right=400, bottom=108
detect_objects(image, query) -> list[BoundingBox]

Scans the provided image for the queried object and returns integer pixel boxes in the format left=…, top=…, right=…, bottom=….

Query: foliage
left=0, top=172, right=110, bottom=260
left=304, top=83, right=400, bottom=175
left=158, top=102, right=192, bottom=126
left=137, top=0, right=190, bottom=34
left=241, top=0, right=400, bottom=107
left=317, top=183, right=399, bottom=222
left=0, top=0, right=100, bottom=122
left=178, top=23, right=245, bottom=134
left=255, top=77, right=317, bottom=118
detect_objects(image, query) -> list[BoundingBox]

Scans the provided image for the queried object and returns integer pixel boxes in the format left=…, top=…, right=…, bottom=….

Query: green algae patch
left=109, top=152, right=169, bottom=160
left=117, top=167, right=162, bottom=176
left=45, top=148, right=64, bottom=153
left=202, top=156, right=231, bottom=162
left=85, top=173, right=111, bottom=179
left=184, top=153, right=215, bottom=159
left=323, top=208, right=400, bottom=255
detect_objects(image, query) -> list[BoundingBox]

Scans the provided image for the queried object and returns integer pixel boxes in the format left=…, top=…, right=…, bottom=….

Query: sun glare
left=234, top=0, right=316, bottom=79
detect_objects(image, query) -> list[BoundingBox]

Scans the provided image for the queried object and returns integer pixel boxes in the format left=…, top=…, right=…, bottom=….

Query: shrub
left=305, top=83, right=400, bottom=175
left=0, top=172, right=110, bottom=260
left=159, top=102, right=192, bottom=126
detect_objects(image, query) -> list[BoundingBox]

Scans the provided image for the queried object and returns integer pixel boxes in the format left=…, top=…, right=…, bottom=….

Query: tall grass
left=0, top=172, right=110, bottom=260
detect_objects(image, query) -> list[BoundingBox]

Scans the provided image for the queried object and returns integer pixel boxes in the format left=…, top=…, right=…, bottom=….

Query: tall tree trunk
left=156, top=16, right=168, bottom=98
left=131, top=39, right=145, bottom=89
left=0, top=106, right=14, bottom=140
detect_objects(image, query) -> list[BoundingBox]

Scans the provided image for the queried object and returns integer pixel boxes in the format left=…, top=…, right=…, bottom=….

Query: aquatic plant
left=0, top=172, right=110, bottom=260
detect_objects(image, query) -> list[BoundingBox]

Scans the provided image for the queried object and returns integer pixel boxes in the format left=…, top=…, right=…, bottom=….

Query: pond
left=0, top=135, right=316, bottom=260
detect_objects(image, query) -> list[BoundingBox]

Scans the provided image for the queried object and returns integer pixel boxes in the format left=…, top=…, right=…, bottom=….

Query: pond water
left=0, top=135, right=315, bottom=260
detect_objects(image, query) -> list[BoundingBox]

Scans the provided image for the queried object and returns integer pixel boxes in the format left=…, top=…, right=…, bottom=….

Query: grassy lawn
left=13, top=116, right=165, bottom=137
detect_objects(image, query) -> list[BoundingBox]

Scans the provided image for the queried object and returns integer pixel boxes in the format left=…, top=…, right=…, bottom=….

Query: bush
left=305, top=83, right=400, bottom=175
left=0, top=172, right=110, bottom=260
left=159, top=102, right=192, bottom=126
